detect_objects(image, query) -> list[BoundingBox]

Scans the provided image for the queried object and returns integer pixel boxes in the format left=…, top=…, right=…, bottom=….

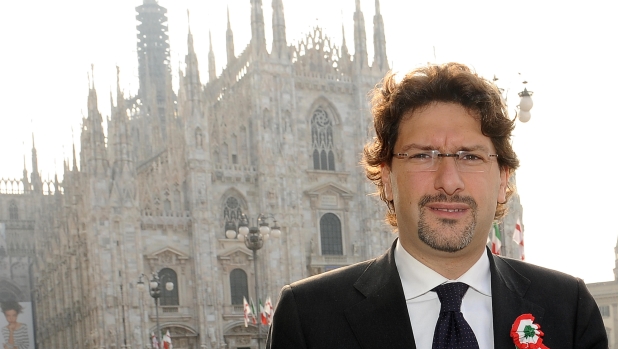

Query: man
left=266, top=63, right=607, bottom=348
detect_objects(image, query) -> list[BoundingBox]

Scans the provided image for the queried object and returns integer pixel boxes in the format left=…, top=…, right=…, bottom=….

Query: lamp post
left=225, top=213, right=281, bottom=349
left=517, top=82, right=534, bottom=123
left=491, top=74, right=534, bottom=258
left=493, top=75, right=534, bottom=123
left=137, top=271, right=174, bottom=348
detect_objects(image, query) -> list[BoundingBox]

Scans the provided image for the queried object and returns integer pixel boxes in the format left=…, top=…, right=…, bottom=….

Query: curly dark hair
left=362, top=62, right=519, bottom=227
left=1, top=300, right=22, bottom=314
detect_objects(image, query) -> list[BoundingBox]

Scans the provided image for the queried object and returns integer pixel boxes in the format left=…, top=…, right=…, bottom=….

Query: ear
left=381, top=163, right=394, bottom=201
left=498, top=167, right=510, bottom=203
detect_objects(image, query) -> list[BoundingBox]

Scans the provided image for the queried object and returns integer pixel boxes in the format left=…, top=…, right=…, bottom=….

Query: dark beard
left=417, top=193, right=478, bottom=253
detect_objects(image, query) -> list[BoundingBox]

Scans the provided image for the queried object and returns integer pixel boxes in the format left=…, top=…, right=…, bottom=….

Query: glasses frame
left=393, top=150, right=499, bottom=173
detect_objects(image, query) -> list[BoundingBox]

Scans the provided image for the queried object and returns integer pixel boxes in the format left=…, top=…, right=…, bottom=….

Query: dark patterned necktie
left=431, top=282, right=480, bottom=349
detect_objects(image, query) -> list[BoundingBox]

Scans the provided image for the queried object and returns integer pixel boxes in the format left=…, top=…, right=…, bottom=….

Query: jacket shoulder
left=289, top=258, right=377, bottom=293
left=495, top=255, right=581, bottom=284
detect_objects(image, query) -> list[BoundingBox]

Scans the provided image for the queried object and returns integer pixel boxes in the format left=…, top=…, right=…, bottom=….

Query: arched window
left=230, top=269, right=249, bottom=305
left=223, top=196, right=243, bottom=237
left=159, top=268, right=179, bottom=306
left=311, top=109, right=335, bottom=171
left=8, top=201, right=18, bottom=221
left=320, top=213, right=342, bottom=255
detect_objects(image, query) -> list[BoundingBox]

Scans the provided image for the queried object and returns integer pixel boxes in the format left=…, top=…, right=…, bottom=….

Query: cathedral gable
left=146, top=247, right=190, bottom=272
left=217, top=248, right=253, bottom=272
left=304, top=182, right=354, bottom=210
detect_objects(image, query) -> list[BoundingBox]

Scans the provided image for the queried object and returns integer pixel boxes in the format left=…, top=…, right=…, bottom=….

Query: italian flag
left=264, top=297, right=274, bottom=325
left=260, top=299, right=268, bottom=325
left=491, top=223, right=502, bottom=255
left=249, top=298, right=257, bottom=324
left=163, top=330, right=172, bottom=349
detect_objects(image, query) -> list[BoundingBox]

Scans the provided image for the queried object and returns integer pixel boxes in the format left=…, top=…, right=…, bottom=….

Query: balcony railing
left=222, top=304, right=246, bottom=321
left=148, top=306, right=192, bottom=321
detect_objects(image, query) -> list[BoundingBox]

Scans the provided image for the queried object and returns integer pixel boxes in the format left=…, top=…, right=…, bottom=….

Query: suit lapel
left=344, top=242, right=416, bottom=349
left=489, top=250, right=545, bottom=349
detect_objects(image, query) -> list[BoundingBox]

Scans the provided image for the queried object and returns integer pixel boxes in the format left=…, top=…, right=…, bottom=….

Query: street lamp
left=517, top=82, right=534, bottom=123
left=137, top=271, right=174, bottom=348
left=493, top=75, right=534, bottom=123
left=225, top=213, right=281, bottom=349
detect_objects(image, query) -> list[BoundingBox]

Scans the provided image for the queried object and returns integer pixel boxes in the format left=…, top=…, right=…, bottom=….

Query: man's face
left=381, top=102, right=508, bottom=258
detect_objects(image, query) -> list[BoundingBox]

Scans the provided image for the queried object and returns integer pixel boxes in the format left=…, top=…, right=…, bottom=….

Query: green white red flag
left=491, top=223, right=502, bottom=255
left=163, top=330, right=172, bottom=349
left=264, top=297, right=274, bottom=325
left=249, top=298, right=258, bottom=324
left=260, top=299, right=268, bottom=325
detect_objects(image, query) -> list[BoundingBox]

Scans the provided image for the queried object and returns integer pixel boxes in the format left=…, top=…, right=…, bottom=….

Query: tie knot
left=432, top=282, right=469, bottom=313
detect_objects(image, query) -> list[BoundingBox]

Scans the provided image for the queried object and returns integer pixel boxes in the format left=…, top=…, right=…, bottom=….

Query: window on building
left=311, top=109, right=335, bottom=171
left=159, top=268, right=179, bottom=306
left=230, top=269, right=248, bottom=305
left=599, top=305, right=610, bottom=317
left=320, top=213, right=342, bottom=255
left=223, top=197, right=243, bottom=237
left=8, top=201, right=18, bottom=220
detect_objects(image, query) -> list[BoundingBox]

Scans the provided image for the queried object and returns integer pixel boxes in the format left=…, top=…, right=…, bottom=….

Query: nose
left=433, top=156, right=465, bottom=195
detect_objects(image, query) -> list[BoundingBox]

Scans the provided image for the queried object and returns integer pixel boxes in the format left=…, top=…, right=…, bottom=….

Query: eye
left=409, top=152, right=434, bottom=160
left=459, top=152, right=485, bottom=161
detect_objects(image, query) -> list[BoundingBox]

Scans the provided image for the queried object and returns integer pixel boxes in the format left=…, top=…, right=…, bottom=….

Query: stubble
left=417, top=193, right=478, bottom=253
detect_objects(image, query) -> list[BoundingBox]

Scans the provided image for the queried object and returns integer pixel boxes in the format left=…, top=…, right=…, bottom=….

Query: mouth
left=419, top=193, right=477, bottom=220
left=430, top=208, right=467, bottom=213
left=426, top=205, right=469, bottom=219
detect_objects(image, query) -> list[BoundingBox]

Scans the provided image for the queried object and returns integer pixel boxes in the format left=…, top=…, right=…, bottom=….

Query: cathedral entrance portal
left=223, top=323, right=259, bottom=349
left=159, top=326, right=198, bottom=349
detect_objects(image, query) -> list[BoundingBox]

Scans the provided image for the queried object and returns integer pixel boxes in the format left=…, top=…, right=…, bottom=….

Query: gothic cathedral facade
left=0, top=1, right=525, bottom=349
left=3, top=1, right=396, bottom=348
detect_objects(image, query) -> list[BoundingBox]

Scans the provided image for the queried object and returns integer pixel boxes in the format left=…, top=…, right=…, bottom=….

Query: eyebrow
left=398, top=143, right=490, bottom=153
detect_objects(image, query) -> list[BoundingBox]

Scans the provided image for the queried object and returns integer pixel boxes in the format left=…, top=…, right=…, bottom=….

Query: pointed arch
left=307, top=97, right=342, bottom=171
left=306, top=96, right=342, bottom=125
left=8, top=201, right=18, bottom=220
left=221, top=188, right=248, bottom=237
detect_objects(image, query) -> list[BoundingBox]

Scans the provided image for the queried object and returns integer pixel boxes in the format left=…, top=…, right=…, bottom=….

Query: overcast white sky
left=1, top=0, right=617, bottom=283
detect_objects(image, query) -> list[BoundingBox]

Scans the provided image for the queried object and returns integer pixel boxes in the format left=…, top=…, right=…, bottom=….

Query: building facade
left=587, top=239, right=618, bottom=348
left=0, top=1, right=525, bottom=348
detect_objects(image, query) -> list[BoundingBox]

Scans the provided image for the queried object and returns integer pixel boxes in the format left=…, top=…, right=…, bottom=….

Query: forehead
left=397, top=102, right=493, bottom=151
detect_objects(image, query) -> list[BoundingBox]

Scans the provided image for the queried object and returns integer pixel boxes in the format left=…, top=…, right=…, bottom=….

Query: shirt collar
left=394, top=239, right=491, bottom=300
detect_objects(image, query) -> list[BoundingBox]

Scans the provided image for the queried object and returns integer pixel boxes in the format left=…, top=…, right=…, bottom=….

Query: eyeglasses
left=393, top=150, right=498, bottom=173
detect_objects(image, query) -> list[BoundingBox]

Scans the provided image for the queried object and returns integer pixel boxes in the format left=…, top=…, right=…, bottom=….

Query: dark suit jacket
left=266, top=240, right=608, bottom=349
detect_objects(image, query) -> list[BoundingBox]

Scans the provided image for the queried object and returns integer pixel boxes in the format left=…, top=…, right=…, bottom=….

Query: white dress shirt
left=394, top=240, right=494, bottom=349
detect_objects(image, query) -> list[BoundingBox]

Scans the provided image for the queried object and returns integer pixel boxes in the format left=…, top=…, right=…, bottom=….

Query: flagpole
left=137, top=271, right=174, bottom=349
left=228, top=213, right=282, bottom=348
left=253, top=248, right=261, bottom=349
left=155, top=296, right=162, bottom=349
